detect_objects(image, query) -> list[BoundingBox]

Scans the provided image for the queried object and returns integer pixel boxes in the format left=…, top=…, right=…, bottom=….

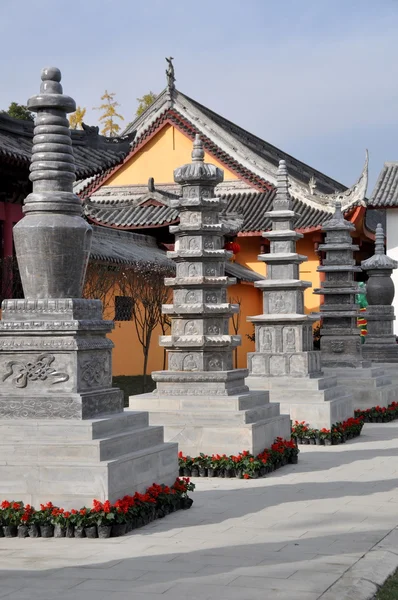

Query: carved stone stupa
left=246, top=161, right=353, bottom=429
left=130, top=136, right=290, bottom=456
left=361, top=223, right=398, bottom=362
left=0, top=68, right=177, bottom=507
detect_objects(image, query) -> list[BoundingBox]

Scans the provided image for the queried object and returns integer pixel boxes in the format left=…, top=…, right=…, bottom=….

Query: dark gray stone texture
left=247, top=159, right=321, bottom=377
left=314, top=201, right=364, bottom=368
left=361, top=224, right=398, bottom=362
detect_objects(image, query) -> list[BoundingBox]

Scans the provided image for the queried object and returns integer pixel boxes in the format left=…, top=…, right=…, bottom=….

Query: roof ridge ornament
left=166, top=57, right=176, bottom=93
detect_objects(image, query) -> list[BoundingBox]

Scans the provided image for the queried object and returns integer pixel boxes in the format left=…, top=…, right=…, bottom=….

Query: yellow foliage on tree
left=94, top=90, right=124, bottom=137
left=136, top=91, right=157, bottom=117
left=68, top=106, right=86, bottom=130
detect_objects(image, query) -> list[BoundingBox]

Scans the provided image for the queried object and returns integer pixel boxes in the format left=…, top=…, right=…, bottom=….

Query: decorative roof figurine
left=165, top=57, right=175, bottom=92
left=361, top=223, right=398, bottom=362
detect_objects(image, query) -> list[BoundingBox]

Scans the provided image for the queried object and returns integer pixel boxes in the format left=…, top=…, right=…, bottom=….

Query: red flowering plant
left=319, top=427, right=331, bottom=442
left=90, top=499, right=116, bottom=527
left=50, top=507, right=72, bottom=528
left=20, top=504, right=34, bottom=526
left=291, top=421, right=310, bottom=442
left=69, top=507, right=89, bottom=528
left=30, top=501, right=56, bottom=525
left=0, top=500, right=24, bottom=526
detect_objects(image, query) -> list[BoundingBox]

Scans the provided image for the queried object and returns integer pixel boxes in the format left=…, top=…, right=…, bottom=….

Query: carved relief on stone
left=284, top=327, right=296, bottom=352
left=182, top=354, right=198, bottom=371
left=184, top=321, right=198, bottom=335
left=188, top=238, right=199, bottom=251
left=204, top=237, right=214, bottom=249
left=2, top=354, right=69, bottom=389
left=207, top=322, right=220, bottom=334
left=201, top=189, right=210, bottom=198
left=330, top=340, right=345, bottom=353
left=81, top=354, right=110, bottom=387
left=271, top=293, right=286, bottom=313
left=185, top=290, right=200, bottom=304
left=205, top=291, right=218, bottom=303
left=205, top=264, right=217, bottom=276
left=260, top=328, right=272, bottom=351
left=203, top=214, right=214, bottom=224
left=207, top=354, right=222, bottom=371
left=168, top=354, right=181, bottom=371
left=188, top=263, right=199, bottom=277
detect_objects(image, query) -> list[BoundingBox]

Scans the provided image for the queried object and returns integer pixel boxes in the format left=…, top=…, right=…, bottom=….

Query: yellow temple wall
left=104, top=124, right=238, bottom=186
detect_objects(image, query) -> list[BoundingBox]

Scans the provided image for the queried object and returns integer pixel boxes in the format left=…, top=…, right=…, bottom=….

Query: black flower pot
left=156, top=508, right=165, bottom=519
left=290, top=455, right=298, bottom=464
left=54, top=524, right=66, bottom=538
left=191, top=467, right=199, bottom=478
left=260, top=467, right=266, bottom=477
left=315, top=438, right=322, bottom=445
left=224, top=469, right=232, bottom=478
left=309, top=438, right=316, bottom=445
left=181, top=497, right=193, bottom=510
left=65, top=525, right=74, bottom=538
left=84, top=525, right=98, bottom=539
left=297, top=437, right=303, bottom=445
left=324, top=438, right=332, bottom=446
left=40, top=524, right=54, bottom=538
left=199, top=467, right=207, bottom=477
left=183, top=467, right=191, bottom=477
left=28, top=524, right=40, bottom=538
left=179, top=467, right=184, bottom=476
left=302, top=438, right=310, bottom=445
left=207, top=468, right=218, bottom=477
left=217, top=469, right=225, bottom=478
left=125, top=521, right=133, bottom=533
left=236, top=470, right=243, bottom=479
left=98, top=525, right=112, bottom=539
left=17, top=525, right=29, bottom=538
left=3, top=525, right=17, bottom=538
left=0, top=526, right=3, bottom=538
left=111, top=523, right=127, bottom=537
left=74, top=526, right=85, bottom=538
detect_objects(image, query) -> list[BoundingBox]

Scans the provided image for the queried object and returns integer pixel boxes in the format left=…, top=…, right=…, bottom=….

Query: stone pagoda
left=314, top=200, right=363, bottom=367
left=246, top=160, right=353, bottom=429
left=130, top=136, right=290, bottom=456
left=315, top=205, right=398, bottom=408
left=361, top=224, right=398, bottom=362
left=0, top=68, right=177, bottom=508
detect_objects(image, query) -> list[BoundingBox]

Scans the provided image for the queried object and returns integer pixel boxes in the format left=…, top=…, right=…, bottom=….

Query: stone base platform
left=0, top=411, right=177, bottom=508
left=129, top=390, right=291, bottom=456
left=246, top=375, right=353, bottom=429
left=323, top=366, right=398, bottom=410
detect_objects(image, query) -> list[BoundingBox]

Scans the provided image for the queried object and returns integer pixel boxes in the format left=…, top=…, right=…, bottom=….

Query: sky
left=0, top=0, right=397, bottom=194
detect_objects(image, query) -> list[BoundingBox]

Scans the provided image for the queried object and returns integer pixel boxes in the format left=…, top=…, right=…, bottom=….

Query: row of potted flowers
left=0, top=478, right=195, bottom=540
left=178, top=438, right=299, bottom=479
left=291, top=417, right=364, bottom=446
left=354, top=402, right=398, bottom=423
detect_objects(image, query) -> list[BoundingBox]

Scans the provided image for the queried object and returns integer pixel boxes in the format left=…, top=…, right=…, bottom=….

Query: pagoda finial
left=274, top=159, right=291, bottom=210
left=375, top=223, right=385, bottom=255
left=192, top=134, right=204, bottom=162
left=165, top=57, right=175, bottom=92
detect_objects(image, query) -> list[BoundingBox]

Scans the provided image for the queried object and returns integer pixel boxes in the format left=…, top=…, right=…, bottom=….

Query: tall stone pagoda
left=130, top=136, right=291, bottom=455
left=247, top=161, right=353, bottom=428
left=314, top=201, right=363, bottom=367
left=0, top=68, right=177, bottom=508
left=361, top=224, right=398, bottom=362
left=247, top=159, right=321, bottom=378
left=315, top=206, right=398, bottom=409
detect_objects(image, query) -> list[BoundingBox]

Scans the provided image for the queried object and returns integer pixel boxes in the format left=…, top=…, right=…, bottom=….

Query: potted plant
left=70, top=508, right=88, bottom=538
left=51, top=508, right=72, bottom=538
left=35, top=502, right=55, bottom=537
left=319, top=428, right=331, bottom=445
left=208, top=455, right=220, bottom=477
left=191, top=457, right=200, bottom=478
left=91, top=500, right=115, bottom=538
left=111, top=499, right=129, bottom=537
left=1, top=501, right=24, bottom=538
left=18, top=504, right=33, bottom=538
left=196, top=453, right=210, bottom=477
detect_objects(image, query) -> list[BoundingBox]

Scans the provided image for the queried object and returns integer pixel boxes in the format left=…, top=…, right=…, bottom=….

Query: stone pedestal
left=130, top=136, right=291, bottom=456
left=246, top=161, right=353, bottom=429
left=0, top=68, right=177, bottom=507
left=361, top=224, right=398, bottom=362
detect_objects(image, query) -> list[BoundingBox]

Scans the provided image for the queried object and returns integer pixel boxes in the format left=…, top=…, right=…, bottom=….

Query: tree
left=3, top=102, right=34, bottom=121
left=69, top=106, right=86, bottom=130
left=136, top=92, right=157, bottom=117
left=94, top=90, right=124, bottom=137
left=118, top=263, right=172, bottom=391
left=83, top=262, right=122, bottom=316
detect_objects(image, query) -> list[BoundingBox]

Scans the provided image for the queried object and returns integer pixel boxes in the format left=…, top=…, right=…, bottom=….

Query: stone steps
left=130, top=391, right=270, bottom=412
left=136, top=402, right=281, bottom=427
left=0, top=411, right=150, bottom=443
left=269, top=384, right=349, bottom=403
left=0, top=425, right=165, bottom=463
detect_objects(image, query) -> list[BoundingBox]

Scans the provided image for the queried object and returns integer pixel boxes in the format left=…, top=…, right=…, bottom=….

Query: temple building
left=0, top=62, right=382, bottom=375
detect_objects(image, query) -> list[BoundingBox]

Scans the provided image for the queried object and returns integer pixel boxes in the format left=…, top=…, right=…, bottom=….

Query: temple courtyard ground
left=2, top=424, right=398, bottom=599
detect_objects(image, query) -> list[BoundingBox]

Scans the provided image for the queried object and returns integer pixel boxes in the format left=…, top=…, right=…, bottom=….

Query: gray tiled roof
left=369, top=162, right=398, bottom=207
left=0, top=114, right=129, bottom=180
left=90, top=224, right=263, bottom=283
left=86, top=188, right=359, bottom=233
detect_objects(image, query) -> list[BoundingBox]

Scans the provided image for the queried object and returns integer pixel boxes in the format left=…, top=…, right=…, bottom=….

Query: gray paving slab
left=2, top=423, right=398, bottom=599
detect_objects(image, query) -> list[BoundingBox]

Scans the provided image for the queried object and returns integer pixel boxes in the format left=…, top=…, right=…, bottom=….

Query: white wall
left=386, top=209, right=398, bottom=335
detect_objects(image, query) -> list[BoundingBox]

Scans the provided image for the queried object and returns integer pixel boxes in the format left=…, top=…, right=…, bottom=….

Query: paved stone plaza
left=2, top=423, right=398, bottom=599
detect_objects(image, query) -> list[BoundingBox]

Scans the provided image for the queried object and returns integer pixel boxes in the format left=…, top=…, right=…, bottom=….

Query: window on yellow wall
left=114, top=296, right=133, bottom=321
